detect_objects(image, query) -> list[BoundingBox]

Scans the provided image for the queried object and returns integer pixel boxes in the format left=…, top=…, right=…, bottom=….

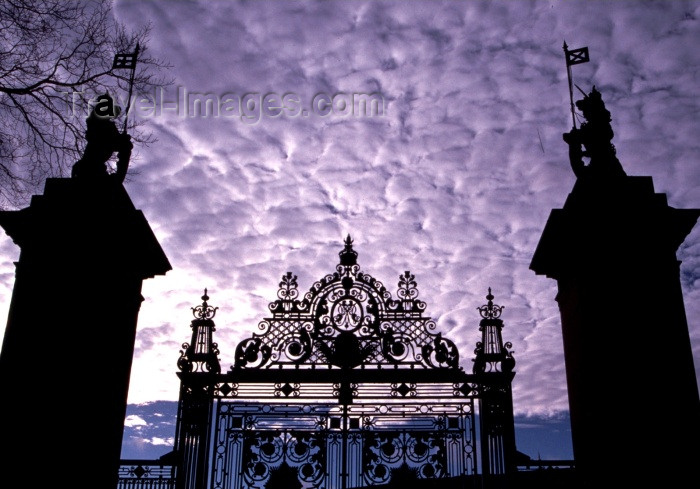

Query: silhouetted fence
left=117, top=460, right=175, bottom=489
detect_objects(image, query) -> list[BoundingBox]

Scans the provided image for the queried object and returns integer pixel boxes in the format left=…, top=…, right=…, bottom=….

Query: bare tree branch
left=0, top=0, right=172, bottom=208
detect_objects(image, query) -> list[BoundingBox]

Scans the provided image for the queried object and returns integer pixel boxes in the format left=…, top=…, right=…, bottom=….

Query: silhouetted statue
left=562, top=86, right=626, bottom=179
left=534, top=83, right=699, bottom=488
left=71, top=93, right=132, bottom=183
left=0, top=96, right=170, bottom=488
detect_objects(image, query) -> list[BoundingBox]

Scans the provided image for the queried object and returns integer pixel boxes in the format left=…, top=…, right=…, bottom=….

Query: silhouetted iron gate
left=172, top=238, right=515, bottom=489
left=209, top=396, right=475, bottom=488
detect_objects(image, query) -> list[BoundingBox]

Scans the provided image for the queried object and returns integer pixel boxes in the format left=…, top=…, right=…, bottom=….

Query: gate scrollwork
left=243, top=431, right=325, bottom=488
left=230, top=236, right=462, bottom=371
left=363, top=431, right=447, bottom=484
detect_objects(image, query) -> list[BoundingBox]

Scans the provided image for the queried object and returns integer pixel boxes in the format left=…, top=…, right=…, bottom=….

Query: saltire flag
left=566, top=46, right=590, bottom=66
left=112, top=51, right=137, bottom=70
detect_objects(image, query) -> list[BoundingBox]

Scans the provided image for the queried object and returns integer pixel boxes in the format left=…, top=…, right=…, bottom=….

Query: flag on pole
left=565, top=46, right=590, bottom=66
left=112, top=51, right=138, bottom=70
left=112, top=44, right=140, bottom=133
left=563, top=42, right=590, bottom=129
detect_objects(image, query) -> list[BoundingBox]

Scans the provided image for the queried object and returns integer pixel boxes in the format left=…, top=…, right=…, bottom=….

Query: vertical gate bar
left=342, top=402, right=348, bottom=489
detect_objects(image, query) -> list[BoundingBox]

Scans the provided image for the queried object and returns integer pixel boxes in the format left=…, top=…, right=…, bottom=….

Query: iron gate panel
left=211, top=400, right=475, bottom=488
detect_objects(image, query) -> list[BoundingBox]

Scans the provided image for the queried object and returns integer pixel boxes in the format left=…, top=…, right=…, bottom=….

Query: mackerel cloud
left=0, top=0, right=697, bottom=418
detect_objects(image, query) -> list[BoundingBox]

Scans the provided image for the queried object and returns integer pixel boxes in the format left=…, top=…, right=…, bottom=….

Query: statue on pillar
left=71, top=93, right=132, bottom=183
left=562, top=86, right=626, bottom=179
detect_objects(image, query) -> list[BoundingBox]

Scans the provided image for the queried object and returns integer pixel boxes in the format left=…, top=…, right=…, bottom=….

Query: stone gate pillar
left=0, top=177, right=170, bottom=488
left=531, top=87, right=699, bottom=487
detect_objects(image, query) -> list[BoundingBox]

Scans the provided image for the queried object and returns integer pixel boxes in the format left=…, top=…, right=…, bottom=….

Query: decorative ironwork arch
left=233, top=236, right=459, bottom=372
left=171, top=237, right=516, bottom=489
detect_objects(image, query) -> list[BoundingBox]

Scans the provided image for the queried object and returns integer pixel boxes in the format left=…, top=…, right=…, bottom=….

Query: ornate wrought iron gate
left=210, top=398, right=474, bottom=489
left=173, top=237, right=515, bottom=489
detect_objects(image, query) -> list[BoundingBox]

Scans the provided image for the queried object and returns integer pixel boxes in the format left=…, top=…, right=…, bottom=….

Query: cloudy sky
left=1, top=0, right=699, bottom=458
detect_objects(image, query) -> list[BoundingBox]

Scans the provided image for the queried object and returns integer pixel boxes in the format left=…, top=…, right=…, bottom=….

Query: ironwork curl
left=363, top=432, right=447, bottom=484
left=242, top=431, right=325, bottom=488
left=390, top=382, right=417, bottom=397
left=177, top=343, right=191, bottom=372
left=277, top=330, right=312, bottom=364
left=274, top=382, right=300, bottom=398
left=234, top=337, right=272, bottom=369
left=405, top=435, right=433, bottom=464
left=421, top=333, right=459, bottom=369
left=332, top=382, right=359, bottom=399
left=382, top=329, right=413, bottom=364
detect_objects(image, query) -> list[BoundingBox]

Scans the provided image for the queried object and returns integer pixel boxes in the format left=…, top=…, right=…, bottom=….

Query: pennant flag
left=113, top=52, right=137, bottom=70
left=565, top=46, right=590, bottom=66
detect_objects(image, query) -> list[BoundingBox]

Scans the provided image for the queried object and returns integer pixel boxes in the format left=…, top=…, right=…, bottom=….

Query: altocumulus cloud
left=121, top=401, right=177, bottom=459
left=0, top=1, right=697, bottom=428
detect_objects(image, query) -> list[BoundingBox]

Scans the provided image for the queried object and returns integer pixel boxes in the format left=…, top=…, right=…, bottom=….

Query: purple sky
left=1, top=0, right=699, bottom=455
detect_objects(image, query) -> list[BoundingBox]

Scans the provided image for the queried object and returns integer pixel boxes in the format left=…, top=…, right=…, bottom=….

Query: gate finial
left=178, top=290, right=221, bottom=373
left=339, top=234, right=358, bottom=266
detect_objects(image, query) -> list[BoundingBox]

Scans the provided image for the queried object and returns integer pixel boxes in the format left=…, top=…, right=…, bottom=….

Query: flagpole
left=122, top=43, right=140, bottom=134
left=563, top=41, right=577, bottom=129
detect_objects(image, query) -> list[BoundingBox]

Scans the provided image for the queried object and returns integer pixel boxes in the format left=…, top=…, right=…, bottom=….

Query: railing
left=117, top=459, right=175, bottom=489
left=517, top=459, right=575, bottom=470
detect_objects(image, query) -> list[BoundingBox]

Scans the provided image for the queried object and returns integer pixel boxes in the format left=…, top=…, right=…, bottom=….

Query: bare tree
left=0, top=0, right=171, bottom=208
